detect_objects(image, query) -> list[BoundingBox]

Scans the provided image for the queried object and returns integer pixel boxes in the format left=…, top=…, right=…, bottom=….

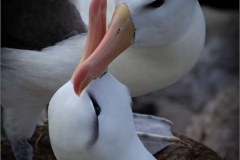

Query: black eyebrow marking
left=89, top=94, right=101, bottom=116
left=86, top=93, right=100, bottom=148
left=145, top=0, right=166, bottom=8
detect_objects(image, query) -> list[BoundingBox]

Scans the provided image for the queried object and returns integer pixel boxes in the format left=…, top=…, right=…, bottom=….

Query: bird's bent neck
left=120, top=136, right=156, bottom=160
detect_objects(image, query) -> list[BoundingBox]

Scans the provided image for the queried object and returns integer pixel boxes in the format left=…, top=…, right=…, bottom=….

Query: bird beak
left=73, top=1, right=135, bottom=96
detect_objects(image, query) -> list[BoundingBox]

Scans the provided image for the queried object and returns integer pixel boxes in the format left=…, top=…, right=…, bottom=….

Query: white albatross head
left=115, top=0, right=198, bottom=48
left=71, top=0, right=202, bottom=95
left=49, top=72, right=177, bottom=159
left=49, top=72, right=152, bottom=160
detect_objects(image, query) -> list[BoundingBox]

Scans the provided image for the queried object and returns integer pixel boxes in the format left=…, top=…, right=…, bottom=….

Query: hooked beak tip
left=75, top=92, right=81, bottom=97
left=73, top=63, right=91, bottom=96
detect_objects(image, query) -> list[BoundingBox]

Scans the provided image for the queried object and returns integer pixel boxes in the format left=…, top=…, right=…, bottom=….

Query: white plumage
left=49, top=72, right=177, bottom=160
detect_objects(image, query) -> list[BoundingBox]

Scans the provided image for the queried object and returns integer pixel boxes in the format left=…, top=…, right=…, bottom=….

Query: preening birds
left=1, top=0, right=205, bottom=159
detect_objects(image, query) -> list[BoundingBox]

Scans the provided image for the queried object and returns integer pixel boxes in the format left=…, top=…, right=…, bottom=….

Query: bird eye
left=145, top=0, right=166, bottom=8
left=89, top=94, right=101, bottom=116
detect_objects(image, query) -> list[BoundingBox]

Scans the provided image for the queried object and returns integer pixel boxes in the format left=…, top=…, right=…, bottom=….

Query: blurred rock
left=155, top=134, right=223, bottom=160
left=133, top=7, right=239, bottom=135
left=199, top=0, right=239, bottom=10
left=186, top=82, right=239, bottom=160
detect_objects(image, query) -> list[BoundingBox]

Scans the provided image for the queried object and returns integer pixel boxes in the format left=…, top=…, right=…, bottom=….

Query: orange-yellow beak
left=72, top=0, right=135, bottom=96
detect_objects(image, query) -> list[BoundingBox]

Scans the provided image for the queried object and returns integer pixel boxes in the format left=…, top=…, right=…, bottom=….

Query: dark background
left=1, top=0, right=239, bottom=49
left=199, top=0, right=239, bottom=9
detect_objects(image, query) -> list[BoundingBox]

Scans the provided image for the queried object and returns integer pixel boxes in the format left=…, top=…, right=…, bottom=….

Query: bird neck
left=121, top=136, right=156, bottom=160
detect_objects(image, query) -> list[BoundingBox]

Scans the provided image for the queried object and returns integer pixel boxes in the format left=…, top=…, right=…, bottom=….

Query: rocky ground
left=133, top=7, right=239, bottom=160
left=1, top=123, right=223, bottom=160
left=186, top=82, right=239, bottom=160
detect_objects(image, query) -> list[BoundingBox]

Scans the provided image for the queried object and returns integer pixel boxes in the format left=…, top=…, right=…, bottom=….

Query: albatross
left=49, top=1, right=178, bottom=159
left=49, top=72, right=178, bottom=160
left=1, top=0, right=205, bottom=159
